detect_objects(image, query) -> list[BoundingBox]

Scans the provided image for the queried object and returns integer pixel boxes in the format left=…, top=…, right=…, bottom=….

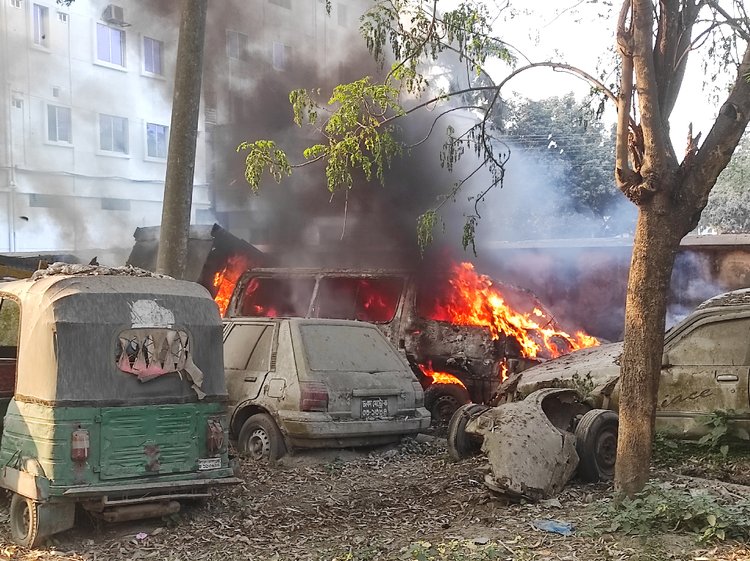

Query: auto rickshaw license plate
left=198, top=457, right=222, bottom=470
left=361, top=397, right=389, bottom=420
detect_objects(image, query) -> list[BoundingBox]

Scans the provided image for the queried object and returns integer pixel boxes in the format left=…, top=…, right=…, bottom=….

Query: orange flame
left=427, top=262, right=599, bottom=360
left=213, top=254, right=251, bottom=316
left=418, top=363, right=467, bottom=389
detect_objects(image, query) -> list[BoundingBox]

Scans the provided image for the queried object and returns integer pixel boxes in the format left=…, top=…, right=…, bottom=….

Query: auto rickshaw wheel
left=575, top=409, right=619, bottom=482
left=447, top=403, right=489, bottom=460
left=9, top=493, right=44, bottom=548
left=238, top=413, right=287, bottom=462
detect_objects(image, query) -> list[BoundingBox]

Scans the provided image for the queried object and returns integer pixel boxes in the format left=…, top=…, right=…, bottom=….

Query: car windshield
left=299, top=324, right=405, bottom=372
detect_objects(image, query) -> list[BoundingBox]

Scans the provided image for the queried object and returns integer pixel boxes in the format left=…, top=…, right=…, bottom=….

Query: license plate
left=361, top=397, right=389, bottom=420
left=198, top=457, right=222, bottom=471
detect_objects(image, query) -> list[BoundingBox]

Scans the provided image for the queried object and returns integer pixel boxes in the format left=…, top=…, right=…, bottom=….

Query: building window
left=58, top=12, right=67, bottom=23
left=47, top=104, right=71, bottom=143
left=12, top=98, right=23, bottom=109
left=272, top=41, right=290, bottom=70
left=32, top=4, right=49, bottom=47
left=10, top=0, right=22, bottom=8
left=269, top=0, right=291, bottom=8
left=29, top=193, right=62, bottom=207
left=96, top=23, right=125, bottom=66
left=99, top=114, right=128, bottom=154
left=143, top=36, right=163, bottom=75
left=101, top=197, right=131, bottom=210
left=146, top=123, right=168, bottom=159
left=226, top=30, right=247, bottom=60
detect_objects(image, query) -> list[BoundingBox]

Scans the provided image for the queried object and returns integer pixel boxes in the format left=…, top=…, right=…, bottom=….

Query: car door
left=657, top=315, right=750, bottom=437
left=222, top=321, right=276, bottom=406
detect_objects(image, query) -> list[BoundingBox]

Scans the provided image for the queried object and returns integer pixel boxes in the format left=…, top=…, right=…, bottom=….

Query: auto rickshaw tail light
left=207, top=418, right=224, bottom=454
left=300, top=381, right=329, bottom=412
left=71, top=428, right=90, bottom=462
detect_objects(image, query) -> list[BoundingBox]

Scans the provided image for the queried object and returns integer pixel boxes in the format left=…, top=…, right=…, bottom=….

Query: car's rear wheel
left=575, top=409, right=619, bottom=482
left=238, top=413, right=287, bottom=462
left=424, top=383, right=471, bottom=426
left=447, top=403, right=489, bottom=460
left=10, top=493, right=44, bottom=548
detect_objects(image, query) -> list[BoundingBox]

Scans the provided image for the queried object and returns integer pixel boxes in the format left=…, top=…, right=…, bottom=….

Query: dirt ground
left=0, top=438, right=748, bottom=561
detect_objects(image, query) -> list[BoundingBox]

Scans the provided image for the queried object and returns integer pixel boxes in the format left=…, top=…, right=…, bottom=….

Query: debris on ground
left=0, top=438, right=747, bottom=560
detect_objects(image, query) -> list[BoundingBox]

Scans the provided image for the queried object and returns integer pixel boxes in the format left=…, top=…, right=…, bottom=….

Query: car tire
left=10, top=493, right=44, bottom=548
left=575, top=409, right=619, bottom=482
left=237, top=413, right=287, bottom=463
left=424, top=383, right=471, bottom=426
left=447, top=403, right=489, bottom=460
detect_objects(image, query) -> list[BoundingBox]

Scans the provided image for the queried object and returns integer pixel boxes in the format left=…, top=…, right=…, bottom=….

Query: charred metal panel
left=467, top=389, right=581, bottom=501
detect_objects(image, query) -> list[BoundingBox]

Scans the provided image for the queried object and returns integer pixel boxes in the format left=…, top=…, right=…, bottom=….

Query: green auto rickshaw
left=0, top=266, right=239, bottom=546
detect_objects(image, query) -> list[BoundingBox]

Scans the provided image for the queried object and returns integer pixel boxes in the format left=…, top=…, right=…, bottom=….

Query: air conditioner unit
left=102, top=4, right=127, bottom=26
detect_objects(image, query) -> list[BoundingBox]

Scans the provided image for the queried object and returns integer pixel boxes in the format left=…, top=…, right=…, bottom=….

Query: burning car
left=449, top=287, right=750, bottom=490
left=220, top=262, right=599, bottom=424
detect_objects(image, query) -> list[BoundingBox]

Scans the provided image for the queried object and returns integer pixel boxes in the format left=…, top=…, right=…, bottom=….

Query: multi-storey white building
left=0, top=0, right=374, bottom=256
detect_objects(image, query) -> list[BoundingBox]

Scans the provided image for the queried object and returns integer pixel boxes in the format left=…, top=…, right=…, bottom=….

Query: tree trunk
left=614, top=202, right=681, bottom=496
left=156, top=0, right=208, bottom=278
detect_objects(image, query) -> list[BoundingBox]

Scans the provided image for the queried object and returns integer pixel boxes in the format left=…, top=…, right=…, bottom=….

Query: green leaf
left=236, top=140, right=292, bottom=191
left=707, top=514, right=717, bottom=526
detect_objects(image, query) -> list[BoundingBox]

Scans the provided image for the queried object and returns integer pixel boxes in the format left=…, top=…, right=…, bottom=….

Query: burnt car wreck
left=448, top=389, right=619, bottom=500
left=223, top=262, right=598, bottom=423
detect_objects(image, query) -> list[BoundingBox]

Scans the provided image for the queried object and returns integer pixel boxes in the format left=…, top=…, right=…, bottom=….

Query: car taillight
left=412, top=381, right=425, bottom=407
left=71, top=428, right=90, bottom=462
left=300, top=381, right=329, bottom=412
left=206, top=418, right=224, bottom=454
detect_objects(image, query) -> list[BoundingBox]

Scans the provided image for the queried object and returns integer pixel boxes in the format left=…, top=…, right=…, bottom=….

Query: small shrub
left=593, top=483, right=750, bottom=543
left=698, top=409, right=749, bottom=457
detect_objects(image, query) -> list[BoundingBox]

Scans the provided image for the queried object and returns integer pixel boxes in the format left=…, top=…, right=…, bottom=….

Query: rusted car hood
left=513, top=342, right=623, bottom=399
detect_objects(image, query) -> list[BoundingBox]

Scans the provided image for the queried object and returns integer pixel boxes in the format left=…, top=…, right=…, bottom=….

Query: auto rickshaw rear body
left=0, top=266, right=239, bottom=546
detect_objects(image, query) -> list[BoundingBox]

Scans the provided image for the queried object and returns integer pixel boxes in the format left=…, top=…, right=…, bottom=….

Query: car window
left=224, top=323, right=273, bottom=370
left=239, top=277, right=315, bottom=317
left=300, top=324, right=405, bottom=372
left=668, top=318, right=750, bottom=366
left=316, top=277, right=403, bottom=322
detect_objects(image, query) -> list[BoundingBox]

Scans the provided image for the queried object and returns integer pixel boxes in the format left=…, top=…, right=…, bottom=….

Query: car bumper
left=278, top=408, right=431, bottom=446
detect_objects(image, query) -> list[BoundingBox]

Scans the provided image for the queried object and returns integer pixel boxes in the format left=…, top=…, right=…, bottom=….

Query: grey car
left=223, top=317, right=431, bottom=460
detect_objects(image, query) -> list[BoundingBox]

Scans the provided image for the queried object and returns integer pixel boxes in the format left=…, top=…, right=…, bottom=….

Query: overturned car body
left=449, top=388, right=618, bottom=500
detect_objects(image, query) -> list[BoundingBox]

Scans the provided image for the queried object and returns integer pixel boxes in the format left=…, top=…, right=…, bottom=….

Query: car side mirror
left=661, top=352, right=671, bottom=367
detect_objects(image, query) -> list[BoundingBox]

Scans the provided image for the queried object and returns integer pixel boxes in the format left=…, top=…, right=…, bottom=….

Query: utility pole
left=156, top=0, right=208, bottom=278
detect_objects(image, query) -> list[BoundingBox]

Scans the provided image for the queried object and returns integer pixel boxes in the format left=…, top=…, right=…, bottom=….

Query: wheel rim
left=247, top=428, right=271, bottom=460
left=433, top=395, right=461, bottom=424
left=594, top=427, right=618, bottom=475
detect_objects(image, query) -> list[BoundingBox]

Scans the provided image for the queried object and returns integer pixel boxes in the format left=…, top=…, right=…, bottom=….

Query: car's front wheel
left=237, top=413, right=287, bottom=462
left=447, top=403, right=489, bottom=460
left=575, top=409, right=619, bottom=482
left=9, top=493, right=44, bottom=548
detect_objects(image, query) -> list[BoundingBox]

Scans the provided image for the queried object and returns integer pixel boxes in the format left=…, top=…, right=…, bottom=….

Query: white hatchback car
left=223, top=317, right=431, bottom=461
